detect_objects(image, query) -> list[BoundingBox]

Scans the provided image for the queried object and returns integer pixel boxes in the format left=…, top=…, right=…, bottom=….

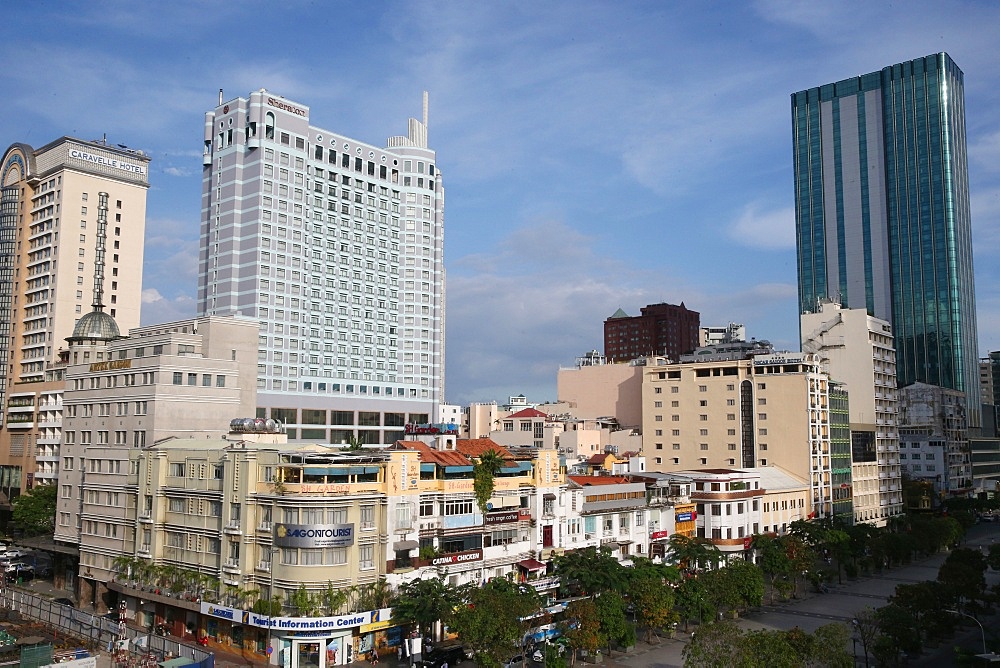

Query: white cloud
left=140, top=289, right=196, bottom=326
left=728, top=203, right=796, bottom=249
left=162, top=166, right=193, bottom=177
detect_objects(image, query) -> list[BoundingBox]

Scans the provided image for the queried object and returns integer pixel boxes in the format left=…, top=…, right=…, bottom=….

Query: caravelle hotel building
left=0, top=137, right=148, bottom=495
left=199, top=90, right=445, bottom=445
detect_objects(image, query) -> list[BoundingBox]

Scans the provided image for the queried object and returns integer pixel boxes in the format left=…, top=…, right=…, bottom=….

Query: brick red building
left=604, top=302, right=700, bottom=362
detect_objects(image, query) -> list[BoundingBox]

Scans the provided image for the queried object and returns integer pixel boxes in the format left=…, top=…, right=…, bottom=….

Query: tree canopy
left=11, top=483, right=57, bottom=536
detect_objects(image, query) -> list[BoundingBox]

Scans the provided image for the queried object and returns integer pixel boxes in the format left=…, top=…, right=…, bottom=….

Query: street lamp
left=945, top=609, right=987, bottom=655
left=266, top=546, right=282, bottom=665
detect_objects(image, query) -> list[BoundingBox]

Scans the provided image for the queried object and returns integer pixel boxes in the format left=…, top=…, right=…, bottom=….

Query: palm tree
left=473, top=448, right=506, bottom=515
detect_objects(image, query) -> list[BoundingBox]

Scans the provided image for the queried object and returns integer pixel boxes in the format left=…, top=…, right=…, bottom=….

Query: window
left=169, top=463, right=185, bottom=477
left=216, top=375, right=226, bottom=387
left=172, top=372, right=182, bottom=385
left=360, top=505, right=375, bottom=529
left=169, top=498, right=185, bottom=513
left=360, top=544, right=374, bottom=570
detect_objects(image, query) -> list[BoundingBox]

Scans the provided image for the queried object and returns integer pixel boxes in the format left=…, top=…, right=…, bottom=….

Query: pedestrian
left=398, top=646, right=403, bottom=663
left=371, top=648, right=379, bottom=666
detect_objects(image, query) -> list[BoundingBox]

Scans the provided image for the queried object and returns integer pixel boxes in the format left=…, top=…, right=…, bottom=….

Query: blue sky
left=3, top=1, right=1000, bottom=406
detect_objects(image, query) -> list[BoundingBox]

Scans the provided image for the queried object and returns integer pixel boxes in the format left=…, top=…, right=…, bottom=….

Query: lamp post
left=266, top=546, right=281, bottom=665
left=946, top=609, right=987, bottom=655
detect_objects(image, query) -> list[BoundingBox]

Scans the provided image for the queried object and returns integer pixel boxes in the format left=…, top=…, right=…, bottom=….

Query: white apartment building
left=198, top=90, right=444, bottom=444
left=801, top=301, right=903, bottom=525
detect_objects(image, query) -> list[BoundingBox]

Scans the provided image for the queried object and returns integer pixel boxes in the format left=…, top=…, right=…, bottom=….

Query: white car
left=0, top=550, right=27, bottom=560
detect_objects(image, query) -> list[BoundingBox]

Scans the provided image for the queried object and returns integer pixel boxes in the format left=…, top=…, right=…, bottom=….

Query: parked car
left=6, top=564, right=33, bottom=581
left=0, top=549, right=27, bottom=560
left=501, top=655, right=524, bottom=668
left=419, top=645, right=467, bottom=668
left=3, top=561, right=31, bottom=574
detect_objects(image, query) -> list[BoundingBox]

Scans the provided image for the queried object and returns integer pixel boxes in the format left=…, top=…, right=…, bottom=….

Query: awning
left=543, top=493, right=557, bottom=500
left=518, top=558, right=547, bottom=572
left=617, top=539, right=633, bottom=545
left=420, top=463, right=436, bottom=472
left=394, top=540, right=419, bottom=551
left=159, top=659, right=195, bottom=668
left=445, top=465, right=474, bottom=473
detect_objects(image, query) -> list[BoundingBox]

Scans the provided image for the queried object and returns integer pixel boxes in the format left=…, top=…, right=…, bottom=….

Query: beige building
left=53, top=315, right=259, bottom=602
left=557, top=353, right=644, bottom=428
left=0, top=137, right=149, bottom=495
left=801, top=301, right=903, bottom=524
left=641, top=350, right=835, bottom=520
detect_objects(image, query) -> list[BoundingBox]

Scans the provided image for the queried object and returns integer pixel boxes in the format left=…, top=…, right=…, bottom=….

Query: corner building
left=198, top=90, right=444, bottom=444
left=792, top=53, right=979, bottom=427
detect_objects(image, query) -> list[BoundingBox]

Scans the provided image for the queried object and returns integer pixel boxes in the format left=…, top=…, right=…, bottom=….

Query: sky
left=3, top=1, right=1000, bottom=406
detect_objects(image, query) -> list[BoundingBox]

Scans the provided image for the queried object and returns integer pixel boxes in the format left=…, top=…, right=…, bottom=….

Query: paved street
left=604, top=522, right=1000, bottom=668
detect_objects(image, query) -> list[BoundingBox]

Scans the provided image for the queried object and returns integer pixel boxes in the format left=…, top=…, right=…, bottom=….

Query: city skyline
left=2, top=2, right=999, bottom=405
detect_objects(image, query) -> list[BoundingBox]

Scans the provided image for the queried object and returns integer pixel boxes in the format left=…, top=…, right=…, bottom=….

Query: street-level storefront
left=201, top=603, right=392, bottom=667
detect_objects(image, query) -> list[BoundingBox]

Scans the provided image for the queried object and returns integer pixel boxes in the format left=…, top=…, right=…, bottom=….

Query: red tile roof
left=586, top=453, right=612, bottom=465
left=507, top=408, right=549, bottom=419
left=456, top=438, right=513, bottom=460
left=394, top=440, right=471, bottom=466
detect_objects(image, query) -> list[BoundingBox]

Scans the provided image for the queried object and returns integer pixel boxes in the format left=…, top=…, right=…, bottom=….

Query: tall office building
left=198, top=90, right=444, bottom=444
left=0, top=138, right=148, bottom=495
left=792, top=53, right=979, bottom=426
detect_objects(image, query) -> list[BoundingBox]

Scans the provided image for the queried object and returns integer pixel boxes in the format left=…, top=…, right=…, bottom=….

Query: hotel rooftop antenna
left=219, top=89, right=224, bottom=106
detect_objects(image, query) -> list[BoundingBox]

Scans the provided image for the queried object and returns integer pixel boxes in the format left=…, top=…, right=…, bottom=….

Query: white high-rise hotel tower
left=198, top=90, right=444, bottom=444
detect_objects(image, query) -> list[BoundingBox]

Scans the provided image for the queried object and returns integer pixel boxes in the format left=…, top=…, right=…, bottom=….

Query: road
left=604, top=522, right=1000, bottom=668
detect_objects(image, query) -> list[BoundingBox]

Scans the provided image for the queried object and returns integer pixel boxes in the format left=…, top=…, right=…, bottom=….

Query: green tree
left=473, top=449, right=506, bottom=515
left=702, top=560, right=763, bottom=618
left=938, top=548, right=987, bottom=608
left=324, top=581, right=350, bottom=615
left=593, top=590, right=628, bottom=656
left=290, top=584, right=322, bottom=616
left=665, top=534, right=723, bottom=573
left=674, top=576, right=714, bottom=631
left=560, top=599, right=600, bottom=667
left=352, top=578, right=397, bottom=611
left=740, top=629, right=800, bottom=667
left=872, top=603, right=922, bottom=666
left=452, top=578, right=541, bottom=668
left=987, top=543, right=1000, bottom=572
left=682, top=620, right=747, bottom=667
left=394, top=576, right=468, bottom=639
left=627, top=572, right=676, bottom=642
left=11, top=483, right=57, bottom=536
left=808, top=623, right=853, bottom=668
left=553, top=546, right=626, bottom=596
left=754, top=534, right=791, bottom=603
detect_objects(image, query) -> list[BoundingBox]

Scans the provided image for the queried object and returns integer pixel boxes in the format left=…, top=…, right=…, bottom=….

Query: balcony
left=222, top=558, right=241, bottom=574
left=138, top=544, right=151, bottom=557
left=257, top=522, right=273, bottom=533
left=224, top=521, right=243, bottom=535
left=257, top=561, right=272, bottom=573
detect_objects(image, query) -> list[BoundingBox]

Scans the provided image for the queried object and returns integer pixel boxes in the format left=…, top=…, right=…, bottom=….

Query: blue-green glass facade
left=792, top=53, right=979, bottom=426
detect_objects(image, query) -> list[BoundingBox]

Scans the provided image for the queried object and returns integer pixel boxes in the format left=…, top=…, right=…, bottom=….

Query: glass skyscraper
left=792, top=52, right=979, bottom=425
